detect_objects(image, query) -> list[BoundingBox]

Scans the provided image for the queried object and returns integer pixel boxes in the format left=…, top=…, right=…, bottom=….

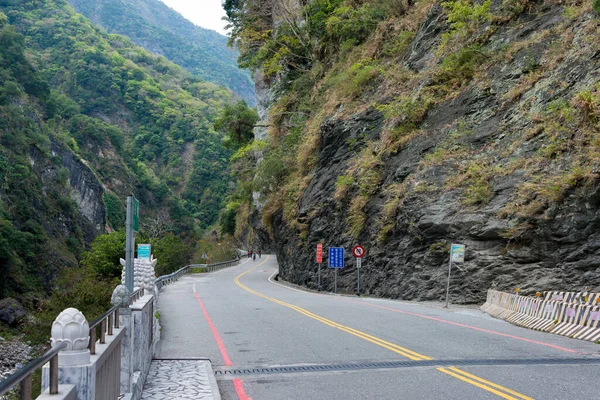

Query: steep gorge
left=230, top=0, right=600, bottom=302
left=0, top=0, right=235, bottom=301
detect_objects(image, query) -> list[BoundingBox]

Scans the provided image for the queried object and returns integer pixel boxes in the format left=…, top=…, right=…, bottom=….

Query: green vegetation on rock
left=0, top=0, right=242, bottom=328
left=226, top=0, right=600, bottom=300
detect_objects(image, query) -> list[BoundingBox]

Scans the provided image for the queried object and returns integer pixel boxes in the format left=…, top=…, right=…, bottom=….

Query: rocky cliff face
left=252, top=1, right=600, bottom=303
left=30, top=139, right=106, bottom=240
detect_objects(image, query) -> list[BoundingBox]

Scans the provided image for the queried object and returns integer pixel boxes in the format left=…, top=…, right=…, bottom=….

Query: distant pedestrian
left=258, top=250, right=262, bottom=258
left=247, top=250, right=251, bottom=258
left=253, top=253, right=256, bottom=261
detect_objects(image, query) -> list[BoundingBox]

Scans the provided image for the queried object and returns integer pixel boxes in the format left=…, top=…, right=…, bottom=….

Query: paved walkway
left=141, top=359, right=220, bottom=400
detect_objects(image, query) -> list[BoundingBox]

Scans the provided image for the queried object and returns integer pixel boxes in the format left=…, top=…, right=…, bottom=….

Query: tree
left=219, top=202, right=240, bottom=236
left=152, top=234, right=193, bottom=276
left=81, top=231, right=126, bottom=279
left=214, top=100, right=258, bottom=148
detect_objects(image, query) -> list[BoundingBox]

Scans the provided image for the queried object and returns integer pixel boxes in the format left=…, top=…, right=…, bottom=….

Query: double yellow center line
left=234, top=258, right=533, bottom=400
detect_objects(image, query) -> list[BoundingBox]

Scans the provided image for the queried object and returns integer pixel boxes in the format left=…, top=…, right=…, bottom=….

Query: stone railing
left=0, top=257, right=240, bottom=400
left=0, top=285, right=157, bottom=400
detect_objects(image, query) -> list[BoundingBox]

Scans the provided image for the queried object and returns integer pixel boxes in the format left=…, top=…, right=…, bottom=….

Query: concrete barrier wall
left=481, top=289, right=600, bottom=342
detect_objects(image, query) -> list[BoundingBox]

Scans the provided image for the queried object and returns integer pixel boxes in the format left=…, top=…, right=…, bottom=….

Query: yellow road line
left=437, top=368, right=521, bottom=400
left=445, top=367, right=534, bottom=400
left=233, top=260, right=533, bottom=399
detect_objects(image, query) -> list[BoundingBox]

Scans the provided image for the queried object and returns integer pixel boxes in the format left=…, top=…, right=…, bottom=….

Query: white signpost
left=353, top=245, right=365, bottom=295
left=445, top=244, right=465, bottom=308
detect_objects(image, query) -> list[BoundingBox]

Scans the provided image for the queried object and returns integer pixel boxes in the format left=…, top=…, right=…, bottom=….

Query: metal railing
left=0, top=283, right=145, bottom=399
left=0, top=342, right=67, bottom=400
left=88, top=305, right=120, bottom=356
left=154, top=258, right=240, bottom=290
left=193, top=258, right=240, bottom=273
left=130, top=287, right=145, bottom=304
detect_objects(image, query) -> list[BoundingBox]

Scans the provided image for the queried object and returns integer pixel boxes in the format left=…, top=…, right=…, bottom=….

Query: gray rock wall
left=263, top=4, right=600, bottom=303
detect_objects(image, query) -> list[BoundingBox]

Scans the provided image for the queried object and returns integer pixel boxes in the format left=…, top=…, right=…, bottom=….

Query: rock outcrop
left=255, top=2, right=600, bottom=303
left=0, top=298, right=26, bottom=326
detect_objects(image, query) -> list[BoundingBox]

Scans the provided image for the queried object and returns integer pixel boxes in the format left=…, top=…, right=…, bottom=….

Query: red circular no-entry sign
left=352, top=245, right=366, bottom=258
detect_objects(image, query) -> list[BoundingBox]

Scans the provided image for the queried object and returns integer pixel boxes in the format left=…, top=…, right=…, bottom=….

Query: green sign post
left=132, top=196, right=139, bottom=232
left=125, top=195, right=139, bottom=292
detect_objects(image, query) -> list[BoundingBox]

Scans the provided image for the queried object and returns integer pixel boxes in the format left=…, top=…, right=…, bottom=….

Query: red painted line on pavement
left=194, top=290, right=251, bottom=400
left=233, top=379, right=250, bottom=400
left=343, top=298, right=582, bottom=354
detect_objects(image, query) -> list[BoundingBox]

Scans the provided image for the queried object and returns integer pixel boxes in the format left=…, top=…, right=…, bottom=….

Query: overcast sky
left=161, top=0, right=229, bottom=35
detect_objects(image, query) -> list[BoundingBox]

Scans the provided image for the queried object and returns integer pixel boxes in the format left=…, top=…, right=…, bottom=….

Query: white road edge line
left=268, top=270, right=317, bottom=295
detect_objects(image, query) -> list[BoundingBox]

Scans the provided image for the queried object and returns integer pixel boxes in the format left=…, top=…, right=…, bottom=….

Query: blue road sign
left=328, top=247, right=345, bottom=269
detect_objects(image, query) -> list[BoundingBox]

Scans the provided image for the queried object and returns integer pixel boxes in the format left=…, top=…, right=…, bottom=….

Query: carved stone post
left=42, top=308, right=93, bottom=399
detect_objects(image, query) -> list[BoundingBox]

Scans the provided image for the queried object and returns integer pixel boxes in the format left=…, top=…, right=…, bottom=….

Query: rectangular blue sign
left=138, top=244, right=151, bottom=260
left=329, top=247, right=345, bottom=269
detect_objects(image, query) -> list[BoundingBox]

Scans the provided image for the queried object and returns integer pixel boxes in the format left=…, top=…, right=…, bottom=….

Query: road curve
left=155, top=255, right=600, bottom=400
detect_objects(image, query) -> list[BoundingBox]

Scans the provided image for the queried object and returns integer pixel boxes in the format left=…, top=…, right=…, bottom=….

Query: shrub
left=26, top=267, right=117, bottom=345
left=433, top=46, right=487, bottom=91
left=152, top=234, right=193, bottom=276
left=81, top=231, right=126, bottom=279
left=344, top=60, right=382, bottom=98
left=440, top=0, right=492, bottom=51
left=593, top=0, right=600, bottom=15
left=253, top=149, right=288, bottom=194
left=219, top=202, right=240, bottom=236
left=335, top=175, right=354, bottom=201
left=325, top=4, right=387, bottom=47
left=382, top=31, right=415, bottom=57
left=103, top=192, right=125, bottom=230
left=502, top=0, right=536, bottom=18
left=347, top=194, right=369, bottom=238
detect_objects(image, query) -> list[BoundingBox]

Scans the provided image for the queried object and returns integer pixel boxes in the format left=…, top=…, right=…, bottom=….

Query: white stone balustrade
left=40, top=264, right=161, bottom=400
left=120, top=257, right=158, bottom=294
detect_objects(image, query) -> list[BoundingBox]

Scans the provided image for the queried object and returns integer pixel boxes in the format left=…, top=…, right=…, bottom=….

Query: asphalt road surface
left=155, top=255, right=600, bottom=400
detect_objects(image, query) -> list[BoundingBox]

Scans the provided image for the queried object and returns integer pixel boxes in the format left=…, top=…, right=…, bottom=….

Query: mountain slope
left=66, top=0, right=256, bottom=105
left=0, top=0, right=233, bottom=299
left=226, top=0, right=600, bottom=301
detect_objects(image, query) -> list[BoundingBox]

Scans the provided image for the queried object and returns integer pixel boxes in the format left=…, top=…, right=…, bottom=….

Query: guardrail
left=0, top=342, right=67, bottom=400
left=481, top=289, right=600, bottom=343
left=154, top=258, right=240, bottom=290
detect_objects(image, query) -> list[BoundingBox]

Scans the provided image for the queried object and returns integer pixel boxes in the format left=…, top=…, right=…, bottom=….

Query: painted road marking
left=342, top=298, right=582, bottom=354
left=193, top=281, right=250, bottom=399
left=269, top=270, right=582, bottom=355
left=237, top=260, right=533, bottom=400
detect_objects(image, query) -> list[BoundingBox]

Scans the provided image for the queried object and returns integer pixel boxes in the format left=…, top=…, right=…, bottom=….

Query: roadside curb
left=203, top=360, right=222, bottom=400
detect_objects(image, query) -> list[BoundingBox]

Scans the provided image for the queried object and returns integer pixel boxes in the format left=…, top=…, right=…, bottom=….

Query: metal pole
left=357, top=259, right=360, bottom=295
left=318, top=263, right=321, bottom=291
left=334, top=269, right=338, bottom=294
left=125, top=196, right=134, bottom=292
left=49, top=355, right=58, bottom=394
left=445, top=256, right=452, bottom=308
left=20, top=375, right=32, bottom=400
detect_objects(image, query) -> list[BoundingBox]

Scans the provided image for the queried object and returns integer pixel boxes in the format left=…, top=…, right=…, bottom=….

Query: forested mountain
left=227, top=0, right=600, bottom=301
left=66, top=0, right=256, bottom=105
left=0, top=0, right=233, bottom=300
